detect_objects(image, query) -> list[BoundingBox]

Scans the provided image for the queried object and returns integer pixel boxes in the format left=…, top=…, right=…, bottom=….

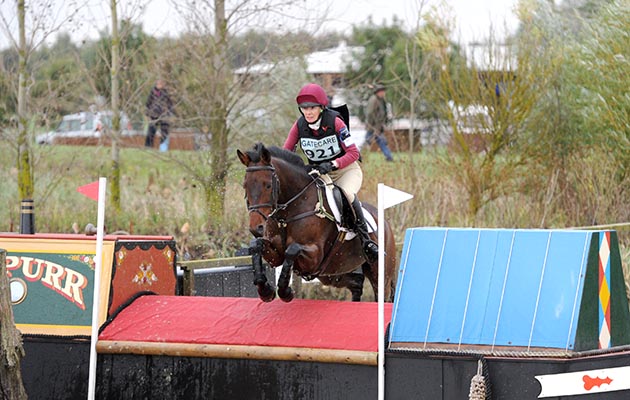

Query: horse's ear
left=260, top=145, right=271, bottom=164
left=237, top=149, right=250, bottom=166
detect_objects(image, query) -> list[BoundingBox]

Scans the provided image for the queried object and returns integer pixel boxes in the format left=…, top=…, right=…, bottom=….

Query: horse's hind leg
left=277, top=243, right=301, bottom=302
left=363, top=250, right=396, bottom=302
left=347, top=272, right=365, bottom=302
left=362, top=262, right=379, bottom=302
left=249, top=238, right=275, bottom=302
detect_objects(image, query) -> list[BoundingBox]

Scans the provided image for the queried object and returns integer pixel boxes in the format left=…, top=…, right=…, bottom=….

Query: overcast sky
left=0, top=0, right=519, bottom=50
left=151, top=0, right=518, bottom=42
left=140, top=0, right=519, bottom=43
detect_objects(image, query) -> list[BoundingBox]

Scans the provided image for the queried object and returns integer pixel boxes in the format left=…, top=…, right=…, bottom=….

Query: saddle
left=313, top=175, right=376, bottom=238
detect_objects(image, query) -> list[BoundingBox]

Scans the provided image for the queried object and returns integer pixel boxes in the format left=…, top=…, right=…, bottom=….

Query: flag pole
left=377, top=183, right=385, bottom=400
left=87, top=177, right=106, bottom=400
left=377, top=183, right=413, bottom=400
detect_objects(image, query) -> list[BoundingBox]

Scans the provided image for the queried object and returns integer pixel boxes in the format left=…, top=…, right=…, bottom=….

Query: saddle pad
left=320, top=175, right=376, bottom=234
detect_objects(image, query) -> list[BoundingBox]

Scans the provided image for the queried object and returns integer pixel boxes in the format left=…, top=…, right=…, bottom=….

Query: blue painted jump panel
left=390, top=228, right=600, bottom=350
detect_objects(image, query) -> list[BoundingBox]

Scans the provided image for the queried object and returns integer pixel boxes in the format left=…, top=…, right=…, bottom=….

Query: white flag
left=382, top=184, right=413, bottom=209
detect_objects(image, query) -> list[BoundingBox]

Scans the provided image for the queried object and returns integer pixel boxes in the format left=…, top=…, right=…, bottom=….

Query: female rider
left=283, top=83, right=379, bottom=262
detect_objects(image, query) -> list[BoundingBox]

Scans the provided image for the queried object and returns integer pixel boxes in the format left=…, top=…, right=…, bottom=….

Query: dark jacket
left=145, top=87, right=173, bottom=121
left=366, top=94, right=387, bottom=133
left=296, top=109, right=347, bottom=164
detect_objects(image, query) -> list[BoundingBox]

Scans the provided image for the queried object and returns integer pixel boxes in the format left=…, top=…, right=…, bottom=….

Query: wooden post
left=182, top=266, right=195, bottom=296
left=0, top=249, right=28, bottom=399
left=19, top=199, right=34, bottom=234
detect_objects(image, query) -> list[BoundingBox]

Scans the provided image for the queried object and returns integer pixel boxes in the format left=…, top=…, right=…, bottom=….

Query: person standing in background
left=365, top=85, right=394, bottom=162
left=144, top=79, right=174, bottom=152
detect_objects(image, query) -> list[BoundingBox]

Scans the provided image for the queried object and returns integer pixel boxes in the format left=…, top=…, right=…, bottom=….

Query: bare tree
left=15, top=0, right=31, bottom=201
left=0, top=1, right=81, bottom=212
left=422, top=10, right=547, bottom=224
left=85, top=1, right=151, bottom=212
left=109, top=0, right=122, bottom=210
left=386, top=0, right=431, bottom=159
left=159, top=0, right=319, bottom=228
left=0, top=249, right=27, bottom=400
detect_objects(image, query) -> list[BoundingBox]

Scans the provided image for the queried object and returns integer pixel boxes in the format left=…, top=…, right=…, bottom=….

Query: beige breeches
left=328, top=161, right=363, bottom=203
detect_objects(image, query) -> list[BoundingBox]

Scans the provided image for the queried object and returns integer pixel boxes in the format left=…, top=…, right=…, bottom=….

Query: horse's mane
left=268, top=146, right=306, bottom=168
left=249, top=142, right=307, bottom=170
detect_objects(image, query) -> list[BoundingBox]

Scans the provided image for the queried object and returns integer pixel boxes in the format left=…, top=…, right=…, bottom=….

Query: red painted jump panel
left=100, top=296, right=392, bottom=352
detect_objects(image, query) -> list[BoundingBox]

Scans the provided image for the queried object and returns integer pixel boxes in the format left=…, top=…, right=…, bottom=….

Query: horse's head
left=237, top=143, right=311, bottom=237
left=237, top=143, right=276, bottom=237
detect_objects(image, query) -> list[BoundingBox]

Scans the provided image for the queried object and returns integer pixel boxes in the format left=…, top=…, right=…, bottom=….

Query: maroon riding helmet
left=296, top=83, right=329, bottom=108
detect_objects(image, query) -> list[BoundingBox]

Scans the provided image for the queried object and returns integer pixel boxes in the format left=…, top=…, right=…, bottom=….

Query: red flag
left=77, top=181, right=99, bottom=201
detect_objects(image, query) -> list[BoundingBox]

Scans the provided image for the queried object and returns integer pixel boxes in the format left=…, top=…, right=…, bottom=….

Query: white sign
left=536, top=365, right=630, bottom=398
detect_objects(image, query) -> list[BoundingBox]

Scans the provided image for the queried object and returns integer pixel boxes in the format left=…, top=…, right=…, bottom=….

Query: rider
left=283, top=83, right=379, bottom=262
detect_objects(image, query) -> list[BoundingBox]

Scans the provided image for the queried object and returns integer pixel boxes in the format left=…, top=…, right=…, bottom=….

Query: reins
left=245, top=164, right=319, bottom=226
left=244, top=159, right=349, bottom=280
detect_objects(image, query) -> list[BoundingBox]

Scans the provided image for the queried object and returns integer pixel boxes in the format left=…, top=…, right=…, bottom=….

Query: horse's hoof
left=258, top=285, right=276, bottom=302
left=278, top=287, right=294, bottom=303
left=259, top=292, right=276, bottom=302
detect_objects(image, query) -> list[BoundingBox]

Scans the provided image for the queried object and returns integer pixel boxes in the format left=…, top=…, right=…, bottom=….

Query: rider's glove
left=309, top=161, right=335, bottom=175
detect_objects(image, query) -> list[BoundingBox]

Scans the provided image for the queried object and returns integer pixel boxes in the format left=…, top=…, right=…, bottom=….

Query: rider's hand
left=308, top=161, right=335, bottom=175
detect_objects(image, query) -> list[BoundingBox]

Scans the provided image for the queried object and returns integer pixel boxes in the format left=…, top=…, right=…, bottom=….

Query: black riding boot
left=351, top=198, right=379, bottom=263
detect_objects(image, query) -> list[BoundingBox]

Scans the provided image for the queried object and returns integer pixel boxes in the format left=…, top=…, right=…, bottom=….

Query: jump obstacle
left=3, top=227, right=630, bottom=399
left=387, top=228, right=630, bottom=399
left=2, top=232, right=389, bottom=399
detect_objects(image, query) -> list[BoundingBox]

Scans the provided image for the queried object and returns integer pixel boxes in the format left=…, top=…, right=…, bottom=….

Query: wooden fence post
left=0, top=249, right=27, bottom=400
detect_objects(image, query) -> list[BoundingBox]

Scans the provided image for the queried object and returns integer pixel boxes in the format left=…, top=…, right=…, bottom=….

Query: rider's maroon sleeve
left=333, top=117, right=360, bottom=170
left=283, top=121, right=300, bottom=151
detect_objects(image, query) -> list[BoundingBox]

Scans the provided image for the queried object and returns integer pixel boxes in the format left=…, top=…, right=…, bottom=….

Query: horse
left=237, top=142, right=397, bottom=303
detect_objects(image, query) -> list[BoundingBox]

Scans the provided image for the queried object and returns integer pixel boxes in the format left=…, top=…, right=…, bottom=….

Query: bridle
left=245, top=164, right=318, bottom=226
left=245, top=160, right=346, bottom=280
left=245, top=165, right=279, bottom=221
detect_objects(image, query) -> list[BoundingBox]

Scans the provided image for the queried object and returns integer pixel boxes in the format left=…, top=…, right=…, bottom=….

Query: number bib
left=300, top=135, right=342, bottom=162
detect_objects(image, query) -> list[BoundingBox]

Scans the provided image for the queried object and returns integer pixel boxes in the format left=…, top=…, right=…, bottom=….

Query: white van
left=37, top=111, right=134, bottom=145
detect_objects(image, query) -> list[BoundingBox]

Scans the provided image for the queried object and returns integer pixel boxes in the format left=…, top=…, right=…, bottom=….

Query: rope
left=385, top=347, right=494, bottom=399
left=469, top=359, right=487, bottom=400
left=389, top=343, right=630, bottom=359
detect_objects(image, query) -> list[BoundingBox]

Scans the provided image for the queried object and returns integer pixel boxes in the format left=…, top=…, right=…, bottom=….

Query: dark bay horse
left=237, top=143, right=397, bottom=302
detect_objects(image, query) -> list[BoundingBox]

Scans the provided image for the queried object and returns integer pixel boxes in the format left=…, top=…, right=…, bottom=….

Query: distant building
left=465, top=41, right=517, bottom=96
left=303, top=41, right=363, bottom=94
left=234, top=41, right=363, bottom=94
left=465, top=42, right=516, bottom=71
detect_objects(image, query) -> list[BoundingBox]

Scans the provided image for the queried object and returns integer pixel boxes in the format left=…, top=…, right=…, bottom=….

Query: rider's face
left=300, top=106, right=322, bottom=123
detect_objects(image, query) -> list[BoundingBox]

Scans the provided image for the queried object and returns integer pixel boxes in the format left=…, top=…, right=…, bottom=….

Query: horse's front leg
left=249, top=238, right=275, bottom=302
left=277, top=242, right=304, bottom=302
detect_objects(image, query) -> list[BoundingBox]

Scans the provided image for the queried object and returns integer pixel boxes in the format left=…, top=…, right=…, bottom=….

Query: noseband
left=245, top=164, right=318, bottom=225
